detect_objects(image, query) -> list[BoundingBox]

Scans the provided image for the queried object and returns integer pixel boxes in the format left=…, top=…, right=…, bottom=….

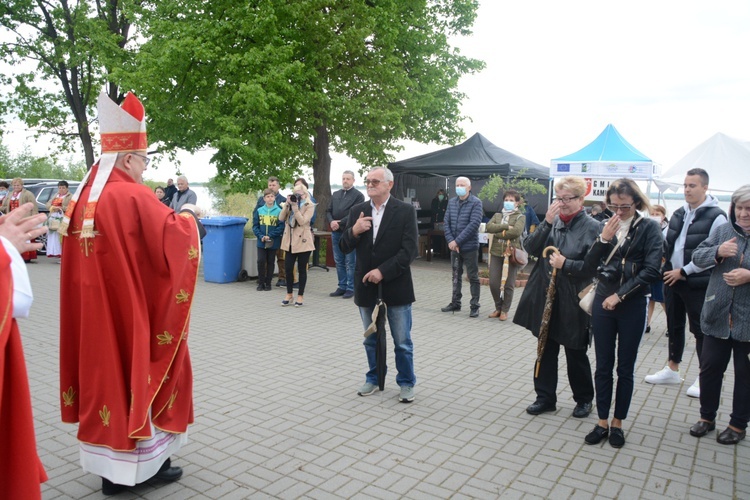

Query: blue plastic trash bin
left=200, top=216, right=249, bottom=283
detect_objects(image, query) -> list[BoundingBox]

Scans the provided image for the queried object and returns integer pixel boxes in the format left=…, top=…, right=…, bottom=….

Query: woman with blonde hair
left=514, top=176, right=599, bottom=420
left=279, top=183, right=316, bottom=306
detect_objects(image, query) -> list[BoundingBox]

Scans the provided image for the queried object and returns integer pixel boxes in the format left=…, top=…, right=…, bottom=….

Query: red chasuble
left=0, top=245, right=48, bottom=498
left=59, top=167, right=200, bottom=451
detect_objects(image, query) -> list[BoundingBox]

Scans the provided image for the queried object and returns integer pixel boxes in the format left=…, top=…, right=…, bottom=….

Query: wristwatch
left=680, top=268, right=688, bottom=278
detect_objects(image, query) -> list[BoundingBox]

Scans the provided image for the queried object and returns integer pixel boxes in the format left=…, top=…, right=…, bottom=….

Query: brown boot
left=499, top=312, right=508, bottom=321
left=488, top=310, right=501, bottom=318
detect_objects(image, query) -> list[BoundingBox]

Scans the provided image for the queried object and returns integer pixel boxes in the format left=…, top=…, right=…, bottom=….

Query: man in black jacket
left=326, top=170, right=364, bottom=298
left=341, top=167, right=418, bottom=403
left=644, top=168, right=726, bottom=399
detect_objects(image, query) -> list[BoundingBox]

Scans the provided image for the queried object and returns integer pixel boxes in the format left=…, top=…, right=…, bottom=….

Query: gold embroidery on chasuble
left=168, top=391, right=178, bottom=410
left=188, top=246, right=198, bottom=260
left=175, top=290, right=190, bottom=304
left=178, top=212, right=193, bottom=219
left=62, top=386, right=76, bottom=407
left=99, top=405, right=111, bottom=427
left=157, top=331, right=174, bottom=345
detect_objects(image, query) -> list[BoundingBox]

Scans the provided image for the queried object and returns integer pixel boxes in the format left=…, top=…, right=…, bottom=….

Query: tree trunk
left=312, top=124, right=332, bottom=231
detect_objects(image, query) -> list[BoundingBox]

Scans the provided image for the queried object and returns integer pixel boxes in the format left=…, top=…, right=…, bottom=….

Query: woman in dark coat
left=582, top=179, right=663, bottom=448
left=514, top=176, right=599, bottom=419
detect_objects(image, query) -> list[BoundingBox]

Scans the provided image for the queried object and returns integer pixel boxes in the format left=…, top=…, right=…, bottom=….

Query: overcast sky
left=5, top=1, right=750, bottom=185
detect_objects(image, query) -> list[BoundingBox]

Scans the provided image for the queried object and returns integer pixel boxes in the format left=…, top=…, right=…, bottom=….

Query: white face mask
left=649, top=215, right=662, bottom=222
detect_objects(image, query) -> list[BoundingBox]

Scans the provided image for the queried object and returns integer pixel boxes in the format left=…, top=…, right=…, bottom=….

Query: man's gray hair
left=342, top=170, right=356, bottom=178
left=732, top=184, right=750, bottom=206
left=177, top=175, right=188, bottom=183
left=456, top=176, right=471, bottom=186
left=369, top=167, right=394, bottom=182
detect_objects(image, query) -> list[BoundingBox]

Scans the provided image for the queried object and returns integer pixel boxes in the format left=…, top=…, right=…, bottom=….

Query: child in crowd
left=253, top=188, right=284, bottom=291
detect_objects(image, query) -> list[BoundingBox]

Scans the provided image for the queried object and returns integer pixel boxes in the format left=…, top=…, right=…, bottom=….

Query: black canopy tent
left=387, top=133, right=550, bottom=215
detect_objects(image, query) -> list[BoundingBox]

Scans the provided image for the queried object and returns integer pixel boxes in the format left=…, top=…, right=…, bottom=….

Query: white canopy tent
left=654, top=132, right=750, bottom=194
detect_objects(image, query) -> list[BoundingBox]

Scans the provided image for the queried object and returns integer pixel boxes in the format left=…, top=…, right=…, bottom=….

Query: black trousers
left=285, top=251, right=311, bottom=295
left=665, top=280, right=706, bottom=365
left=592, top=294, right=647, bottom=421
left=699, top=335, right=750, bottom=430
left=533, top=337, right=594, bottom=406
left=257, top=247, right=276, bottom=287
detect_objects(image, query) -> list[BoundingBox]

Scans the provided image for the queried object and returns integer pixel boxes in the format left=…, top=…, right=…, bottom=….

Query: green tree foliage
left=129, top=0, right=484, bottom=227
left=0, top=0, right=139, bottom=167
left=477, top=170, right=549, bottom=206
left=0, top=140, right=86, bottom=180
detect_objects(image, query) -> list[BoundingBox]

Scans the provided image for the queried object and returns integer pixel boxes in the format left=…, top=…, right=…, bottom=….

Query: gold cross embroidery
left=71, top=227, right=97, bottom=256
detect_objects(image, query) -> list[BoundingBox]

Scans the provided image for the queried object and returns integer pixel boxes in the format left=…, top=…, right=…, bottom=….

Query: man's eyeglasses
left=131, top=153, right=151, bottom=167
left=607, top=204, right=633, bottom=212
left=364, top=179, right=383, bottom=186
left=553, top=196, right=579, bottom=204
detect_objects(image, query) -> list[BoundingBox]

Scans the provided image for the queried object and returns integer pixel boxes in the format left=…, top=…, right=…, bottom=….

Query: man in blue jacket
left=442, top=176, right=484, bottom=318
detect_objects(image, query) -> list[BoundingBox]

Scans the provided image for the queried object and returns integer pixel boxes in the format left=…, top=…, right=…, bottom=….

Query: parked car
left=25, top=181, right=81, bottom=215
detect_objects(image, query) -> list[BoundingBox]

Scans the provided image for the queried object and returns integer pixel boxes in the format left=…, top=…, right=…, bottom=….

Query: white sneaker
left=686, top=378, right=700, bottom=398
left=644, top=365, right=683, bottom=385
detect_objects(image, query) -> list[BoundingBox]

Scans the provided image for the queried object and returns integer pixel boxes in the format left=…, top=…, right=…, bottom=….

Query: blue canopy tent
left=551, top=124, right=656, bottom=200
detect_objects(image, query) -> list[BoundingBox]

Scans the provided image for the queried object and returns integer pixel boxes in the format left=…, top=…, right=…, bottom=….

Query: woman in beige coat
left=279, top=184, right=316, bottom=306
left=1, top=178, right=39, bottom=262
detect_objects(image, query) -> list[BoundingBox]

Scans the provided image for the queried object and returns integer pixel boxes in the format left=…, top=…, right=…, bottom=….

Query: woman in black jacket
left=583, top=178, right=664, bottom=448
left=514, top=176, right=599, bottom=420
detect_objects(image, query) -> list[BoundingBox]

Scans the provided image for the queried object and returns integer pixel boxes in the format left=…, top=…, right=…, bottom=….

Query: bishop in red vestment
left=59, top=92, right=202, bottom=494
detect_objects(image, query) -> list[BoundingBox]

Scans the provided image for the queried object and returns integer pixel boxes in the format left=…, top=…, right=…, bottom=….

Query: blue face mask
left=503, top=201, right=515, bottom=211
left=455, top=187, right=467, bottom=197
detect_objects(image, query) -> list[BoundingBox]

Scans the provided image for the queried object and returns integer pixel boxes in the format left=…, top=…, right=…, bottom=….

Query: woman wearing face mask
left=430, top=189, right=449, bottom=256
left=688, top=184, right=750, bottom=445
left=646, top=205, right=669, bottom=333
left=279, top=184, right=316, bottom=307
left=485, top=190, right=526, bottom=320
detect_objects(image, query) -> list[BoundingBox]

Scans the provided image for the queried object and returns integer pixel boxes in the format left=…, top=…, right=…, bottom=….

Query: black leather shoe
left=329, top=288, right=346, bottom=297
left=441, top=303, right=461, bottom=313
left=717, top=427, right=746, bottom=445
left=526, top=401, right=556, bottom=415
left=469, top=308, right=479, bottom=318
left=102, top=478, right=128, bottom=495
left=689, top=420, right=716, bottom=437
left=152, top=458, right=184, bottom=482
left=609, top=427, right=625, bottom=448
left=584, top=425, right=609, bottom=445
left=572, top=402, right=593, bottom=418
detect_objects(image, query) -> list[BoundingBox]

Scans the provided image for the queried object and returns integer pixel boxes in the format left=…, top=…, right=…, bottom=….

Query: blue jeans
left=332, top=231, right=356, bottom=292
left=359, top=304, right=416, bottom=387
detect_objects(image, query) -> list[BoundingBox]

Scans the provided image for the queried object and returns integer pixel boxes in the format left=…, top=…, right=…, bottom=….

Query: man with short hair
left=645, top=168, right=727, bottom=398
left=441, top=176, right=483, bottom=318
left=169, top=175, right=197, bottom=212
left=327, top=170, right=364, bottom=298
left=257, top=176, right=288, bottom=286
left=341, top=167, right=418, bottom=403
left=59, top=92, right=203, bottom=495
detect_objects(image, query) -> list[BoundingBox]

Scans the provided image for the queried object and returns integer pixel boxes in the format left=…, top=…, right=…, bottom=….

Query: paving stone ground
left=19, top=254, right=749, bottom=499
